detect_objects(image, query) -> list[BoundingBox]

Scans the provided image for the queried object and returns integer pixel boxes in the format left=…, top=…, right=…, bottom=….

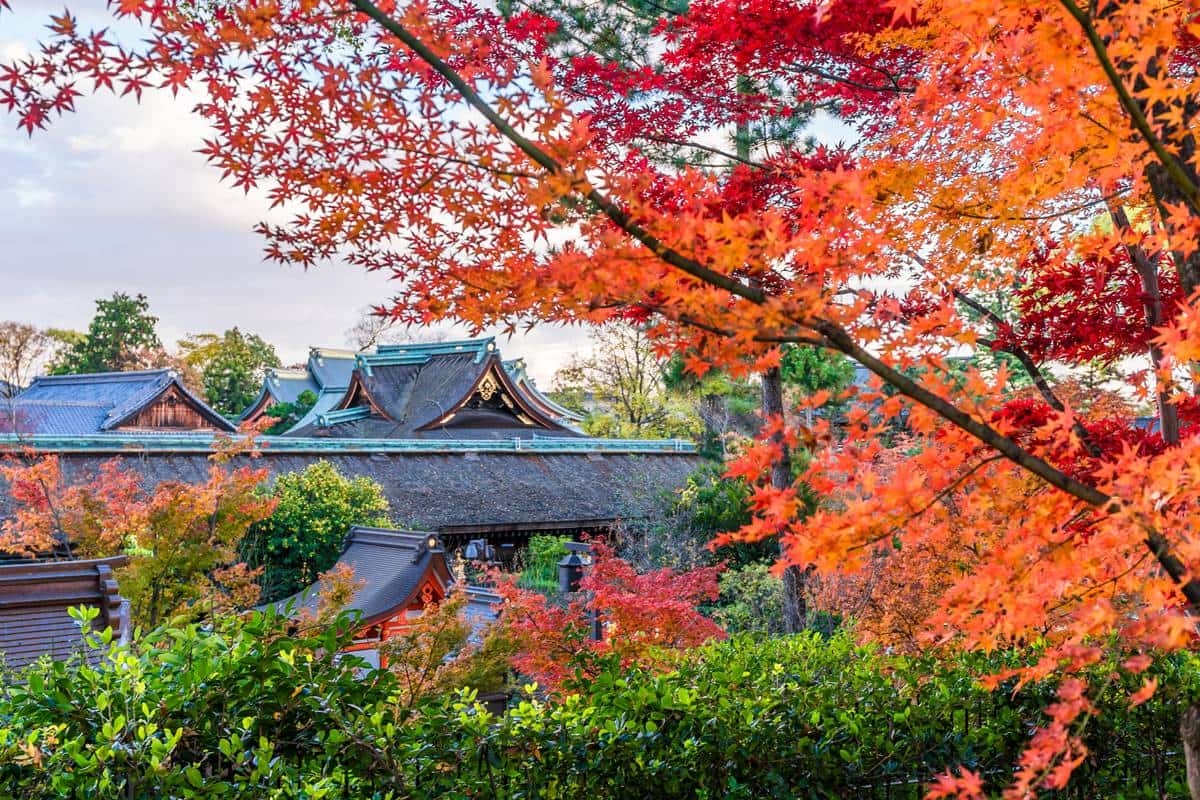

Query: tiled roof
left=4, top=370, right=235, bottom=435
left=0, top=400, right=113, bottom=436
left=306, top=348, right=357, bottom=391
left=275, top=527, right=451, bottom=624
left=373, top=338, right=495, bottom=364
left=248, top=338, right=583, bottom=439
left=272, top=527, right=503, bottom=646
left=241, top=349, right=357, bottom=430
left=292, top=349, right=579, bottom=440
left=503, top=358, right=585, bottom=424
left=261, top=368, right=320, bottom=406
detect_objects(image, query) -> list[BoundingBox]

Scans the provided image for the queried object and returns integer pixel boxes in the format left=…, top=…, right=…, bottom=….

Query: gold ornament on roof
left=478, top=373, right=499, bottom=401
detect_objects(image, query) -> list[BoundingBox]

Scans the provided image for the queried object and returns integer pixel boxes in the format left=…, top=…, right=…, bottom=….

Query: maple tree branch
left=351, top=0, right=768, bottom=308
left=350, top=0, right=1200, bottom=617
left=850, top=453, right=1005, bottom=552
left=783, top=64, right=913, bottom=94
left=1057, top=0, right=1200, bottom=211
left=934, top=190, right=1126, bottom=221
left=811, top=319, right=1105, bottom=500
left=950, top=288, right=1103, bottom=459
left=819, top=317, right=1200, bottom=612
left=902, top=250, right=1102, bottom=457
left=630, top=301, right=825, bottom=346
left=844, top=53, right=912, bottom=92
left=636, top=135, right=764, bottom=168
left=1042, top=548, right=1150, bottom=620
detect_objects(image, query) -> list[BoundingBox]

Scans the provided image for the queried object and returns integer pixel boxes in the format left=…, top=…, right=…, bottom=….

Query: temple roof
left=291, top=340, right=579, bottom=439
left=272, top=527, right=501, bottom=644
left=274, top=527, right=453, bottom=626
left=3, top=370, right=235, bottom=435
left=244, top=338, right=585, bottom=439
left=257, top=368, right=319, bottom=407
left=503, top=358, right=585, bottom=425
left=240, top=348, right=358, bottom=426
left=306, top=347, right=358, bottom=390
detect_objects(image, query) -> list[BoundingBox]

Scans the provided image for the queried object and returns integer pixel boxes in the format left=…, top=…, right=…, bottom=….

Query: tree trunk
left=781, top=563, right=807, bottom=634
left=700, top=393, right=724, bottom=457
left=1127, top=50, right=1200, bottom=295
left=761, top=366, right=806, bottom=633
left=1147, top=156, right=1200, bottom=297
left=1182, top=701, right=1200, bottom=800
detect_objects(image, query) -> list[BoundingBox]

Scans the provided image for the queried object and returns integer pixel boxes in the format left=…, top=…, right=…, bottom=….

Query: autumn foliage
left=0, top=437, right=274, bottom=626
left=11, top=0, right=1200, bottom=794
left=494, top=543, right=724, bottom=689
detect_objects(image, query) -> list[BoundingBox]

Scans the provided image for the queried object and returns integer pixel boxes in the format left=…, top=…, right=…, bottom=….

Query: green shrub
left=240, top=461, right=392, bottom=601
left=0, top=606, right=406, bottom=798
left=517, top=534, right=569, bottom=593
left=262, top=389, right=318, bottom=434
left=713, top=563, right=785, bottom=635
left=1, top=618, right=1194, bottom=799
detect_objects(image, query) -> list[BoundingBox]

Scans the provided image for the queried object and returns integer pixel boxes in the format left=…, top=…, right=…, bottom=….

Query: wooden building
left=1, top=370, right=236, bottom=435
left=0, top=556, right=130, bottom=671
left=275, top=527, right=501, bottom=668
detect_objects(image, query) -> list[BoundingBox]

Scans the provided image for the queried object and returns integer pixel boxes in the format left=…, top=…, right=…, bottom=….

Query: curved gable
left=417, top=355, right=577, bottom=435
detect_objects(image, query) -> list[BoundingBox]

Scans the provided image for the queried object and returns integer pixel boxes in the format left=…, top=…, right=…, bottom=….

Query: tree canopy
left=50, top=292, right=161, bottom=375
left=0, top=439, right=273, bottom=627
left=0, top=322, right=53, bottom=396
left=240, top=461, right=392, bottom=603
left=178, top=328, right=282, bottom=418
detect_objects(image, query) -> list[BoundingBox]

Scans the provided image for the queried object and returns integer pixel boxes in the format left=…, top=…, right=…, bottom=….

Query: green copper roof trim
left=355, top=352, right=436, bottom=376
left=316, top=406, right=371, bottom=427
left=376, top=337, right=495, bottom=363
left=0, top=433, right=696, bottom=455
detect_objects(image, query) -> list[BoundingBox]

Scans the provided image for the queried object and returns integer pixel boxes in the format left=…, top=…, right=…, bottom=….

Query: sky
left=0, top=6, right=589, bottom=386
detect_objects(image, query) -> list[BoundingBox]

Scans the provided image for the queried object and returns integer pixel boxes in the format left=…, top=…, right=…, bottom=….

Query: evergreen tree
left=52, top=293, right=161, bottom=374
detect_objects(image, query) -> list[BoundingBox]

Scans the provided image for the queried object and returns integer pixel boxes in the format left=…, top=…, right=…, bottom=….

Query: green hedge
left=0, top=610, right=1194, bottom=798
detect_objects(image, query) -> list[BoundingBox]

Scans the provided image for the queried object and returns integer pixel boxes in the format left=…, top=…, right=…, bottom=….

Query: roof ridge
left=374, top=337, right=496, bottom=363
left=309, top=347, right=358, bottom=357
left=9, top=399, right=110, bottom=408
left=349, top=526, right=436, bottom=543
left=30, top=369, right=171, bottom=384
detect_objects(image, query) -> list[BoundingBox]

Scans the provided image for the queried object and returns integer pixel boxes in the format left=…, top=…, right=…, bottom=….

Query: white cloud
left=11, top=178, right=56, bottom=208
left=0, top=40, right=29, bottom=62
left=66, top=134, right=108, bottom=152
